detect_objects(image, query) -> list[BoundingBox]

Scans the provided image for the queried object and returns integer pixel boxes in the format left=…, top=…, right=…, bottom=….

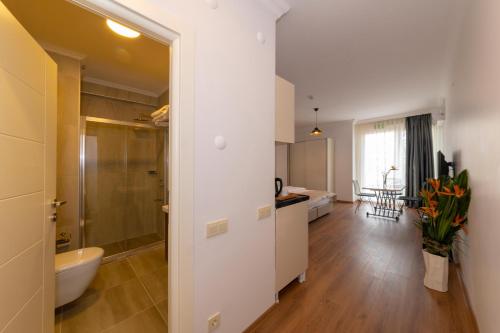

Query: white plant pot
left=422, top=250, right=449, bottom=292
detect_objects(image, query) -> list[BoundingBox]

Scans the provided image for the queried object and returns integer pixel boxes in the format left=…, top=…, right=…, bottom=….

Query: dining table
left=363, top=185, right=406, bottom=221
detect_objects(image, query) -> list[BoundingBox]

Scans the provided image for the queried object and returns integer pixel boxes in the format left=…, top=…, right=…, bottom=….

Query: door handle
left=52, top=199, right=67, bottom=208
left=49, top=213, right=57, bottom=222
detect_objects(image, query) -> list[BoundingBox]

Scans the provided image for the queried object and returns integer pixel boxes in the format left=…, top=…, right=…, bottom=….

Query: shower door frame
left=79, top=116, right=167, bottom=259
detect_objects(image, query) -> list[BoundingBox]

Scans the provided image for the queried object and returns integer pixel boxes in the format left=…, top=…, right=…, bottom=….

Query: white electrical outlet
left=208, top=312, right=221, bottom=332
left=206, top=219, right=228, bottom=238
left=257, top=205, right=272, bottom=220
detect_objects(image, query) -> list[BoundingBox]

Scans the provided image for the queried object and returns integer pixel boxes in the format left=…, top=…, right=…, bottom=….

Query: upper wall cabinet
left=276, top=75, right=295, bottom=143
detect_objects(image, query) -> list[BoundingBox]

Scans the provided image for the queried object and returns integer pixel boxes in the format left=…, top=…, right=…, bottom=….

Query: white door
left=0, top=2, right=57, bottom=332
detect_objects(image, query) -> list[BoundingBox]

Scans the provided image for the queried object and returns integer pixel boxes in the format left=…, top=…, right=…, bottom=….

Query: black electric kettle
left=275, top=178, right=283, bottom=197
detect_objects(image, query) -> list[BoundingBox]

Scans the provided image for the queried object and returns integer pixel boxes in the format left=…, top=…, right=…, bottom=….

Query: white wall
left=445, top=0, right=500, bottom=331
left=296, top=120, right=354, bottom=201
left=112, top=1, right=279, bottom=332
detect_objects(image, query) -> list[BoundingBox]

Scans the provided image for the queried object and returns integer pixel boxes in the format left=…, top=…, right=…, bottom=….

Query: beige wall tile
left=0, top=242, right=43, bottom=330
left=49, top=53, right=81, bottom=249
left=80, top=80, right=159, bottom=123
left=0, top=135, right=43, bottom=199
left=0, top=192, right=43, bottom=265
left=158, top=89, right=169, bottom=107
left=0, top=68, right=44, bottom=142
left=2, top=289, right=43, bottom=333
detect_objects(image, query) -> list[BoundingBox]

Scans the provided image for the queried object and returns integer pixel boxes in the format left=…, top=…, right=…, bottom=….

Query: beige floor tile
left=87, top=259, right=136, bottom=294
left=155, top=299, right=168, bottom=324
left=61, top=278, right=152, bottom=333
left=102, top=307, right=167, bottom=333
left=140, top=265, right=168, bottom=303
left=127, top=245, right=166, bottom=276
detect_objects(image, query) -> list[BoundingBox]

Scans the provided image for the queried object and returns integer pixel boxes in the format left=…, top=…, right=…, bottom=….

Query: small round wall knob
left=214, top=136, right=226, bottom=150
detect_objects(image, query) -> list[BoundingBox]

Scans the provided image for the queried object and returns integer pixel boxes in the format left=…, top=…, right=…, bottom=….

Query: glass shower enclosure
left=80, top=116, right=167, bottom=258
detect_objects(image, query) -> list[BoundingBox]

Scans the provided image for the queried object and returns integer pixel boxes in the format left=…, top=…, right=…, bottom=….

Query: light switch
left=206, top=219, right=229, bottom=238
left=257, top=205, right=272, bottom=220
left=208, top=312, right=221, bottom=331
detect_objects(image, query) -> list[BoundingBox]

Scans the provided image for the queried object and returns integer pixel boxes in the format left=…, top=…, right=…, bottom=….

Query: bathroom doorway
left=0, top=0, right=187, bottom=331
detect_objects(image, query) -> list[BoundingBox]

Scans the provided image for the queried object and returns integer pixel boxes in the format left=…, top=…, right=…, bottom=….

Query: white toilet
left=55, top=247, right=104, bottom=308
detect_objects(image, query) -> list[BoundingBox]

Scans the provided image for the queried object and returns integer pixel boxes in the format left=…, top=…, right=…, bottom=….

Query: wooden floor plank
left=245, top=203, right=478, bottom=333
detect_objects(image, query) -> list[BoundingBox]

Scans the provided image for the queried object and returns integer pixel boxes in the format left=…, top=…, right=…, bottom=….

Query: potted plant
left=417, top=170, right=471, bottom=292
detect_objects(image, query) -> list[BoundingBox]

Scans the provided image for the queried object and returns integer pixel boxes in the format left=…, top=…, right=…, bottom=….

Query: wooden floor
left=246, top=203, right=478, bottom=333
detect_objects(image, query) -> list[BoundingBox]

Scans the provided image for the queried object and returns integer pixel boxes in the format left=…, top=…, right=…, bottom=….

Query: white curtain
left=355, top=119, right=406, bottom=189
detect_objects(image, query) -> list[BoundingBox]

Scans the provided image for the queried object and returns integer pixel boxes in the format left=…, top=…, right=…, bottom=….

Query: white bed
left=286, top=187, right=337, bottom=222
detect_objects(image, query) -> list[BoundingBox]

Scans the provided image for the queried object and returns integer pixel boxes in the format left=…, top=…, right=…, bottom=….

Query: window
left=355, top=119, right=406, bottom=189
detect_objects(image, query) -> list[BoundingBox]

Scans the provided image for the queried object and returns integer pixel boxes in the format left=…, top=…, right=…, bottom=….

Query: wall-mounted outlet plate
left=208, top=312, right=221, bottom=332
left=206, top=219, right=229, bottom=238
left=257, top=205, right=272, bottom=220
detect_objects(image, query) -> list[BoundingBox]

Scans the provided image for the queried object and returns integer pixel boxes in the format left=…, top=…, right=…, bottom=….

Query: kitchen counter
left=275, top=194, right=310, bottom=209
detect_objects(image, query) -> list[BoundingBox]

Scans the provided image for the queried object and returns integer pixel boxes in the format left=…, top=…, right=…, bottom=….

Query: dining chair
left=398, top=181, right=427, bottom=210
left=352, top=180, right=375, bottom=214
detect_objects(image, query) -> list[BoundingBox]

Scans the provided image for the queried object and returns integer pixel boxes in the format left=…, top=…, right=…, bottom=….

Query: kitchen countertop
left=275, top=194, right=310, bottom=209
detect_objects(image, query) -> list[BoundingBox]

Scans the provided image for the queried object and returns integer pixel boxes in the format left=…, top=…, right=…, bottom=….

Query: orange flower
left=428, top=178, right=440, bottom=192
left=438, top=186, right=454, bottom=196
left=454, top=185, right=465, bottom=198
left=420, top=189, right=435, bottom=202
left=420, top=207, right=440, bottom=218
left=452, top=215, right=465, bottom=226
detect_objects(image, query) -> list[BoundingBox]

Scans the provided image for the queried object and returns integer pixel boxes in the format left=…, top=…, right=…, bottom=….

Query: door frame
left=69, top=1, right=195, bottom=332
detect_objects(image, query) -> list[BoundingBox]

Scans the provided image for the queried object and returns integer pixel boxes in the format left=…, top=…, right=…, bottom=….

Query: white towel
left=154, top=121, right=168, bottom=127
left=153, top=112, right=168, bottom=122
left=151, top=105, right=169, bottom=121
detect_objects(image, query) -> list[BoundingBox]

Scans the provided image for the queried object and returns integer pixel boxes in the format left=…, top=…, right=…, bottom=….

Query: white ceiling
left=3, top=0, right=169, bottom=96
left=277, top=0, right=464, bottom=125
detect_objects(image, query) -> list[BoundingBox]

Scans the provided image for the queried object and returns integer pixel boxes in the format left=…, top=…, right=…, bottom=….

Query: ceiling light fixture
left=106, top=19, right=141, bottom=38
left=310, top=107, right=323, bottom=136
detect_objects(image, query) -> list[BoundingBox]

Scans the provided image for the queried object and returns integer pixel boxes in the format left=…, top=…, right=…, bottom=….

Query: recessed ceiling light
left=106, top=19, right=140, bottom=38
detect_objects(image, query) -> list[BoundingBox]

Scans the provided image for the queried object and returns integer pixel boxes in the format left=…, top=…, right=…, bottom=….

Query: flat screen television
left=437, top=150, right=450, bottom=177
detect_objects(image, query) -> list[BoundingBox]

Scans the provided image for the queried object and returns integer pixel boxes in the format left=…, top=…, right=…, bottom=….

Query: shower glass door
left=82, top=117, right=165, bottom=257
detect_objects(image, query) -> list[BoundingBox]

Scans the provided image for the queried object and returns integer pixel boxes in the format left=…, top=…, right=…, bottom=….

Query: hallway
left=247, top=203, right=478, bottom=332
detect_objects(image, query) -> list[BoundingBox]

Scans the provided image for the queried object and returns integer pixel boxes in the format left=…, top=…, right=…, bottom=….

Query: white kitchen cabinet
left=275, top=201, right=308, bottom=294
left=276, top=75, right=295, bottom=143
